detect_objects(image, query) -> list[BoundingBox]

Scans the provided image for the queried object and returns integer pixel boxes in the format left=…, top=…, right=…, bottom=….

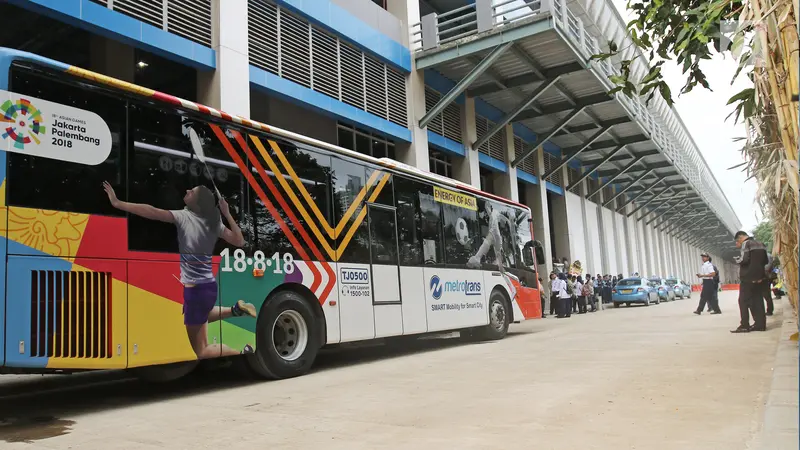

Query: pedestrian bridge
left=410, top=0, right=740, bottom=261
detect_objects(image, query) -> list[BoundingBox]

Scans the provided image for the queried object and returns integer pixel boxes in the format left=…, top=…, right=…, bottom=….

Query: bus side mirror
left=532, top=240, right=545, bottom=265
left=523, top=246, right=534, bottom=266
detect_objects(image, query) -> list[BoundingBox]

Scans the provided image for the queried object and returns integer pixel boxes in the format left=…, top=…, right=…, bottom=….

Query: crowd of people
left=543, top=259, right=629, bottom=319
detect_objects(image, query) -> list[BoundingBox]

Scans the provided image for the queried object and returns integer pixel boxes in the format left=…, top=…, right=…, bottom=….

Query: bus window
left=368, top=207, right=398, bottom=265
left=366, top=168, right=393, bottom=206
left=442, top=203, right=479, bottom=267
left=418, top=187, right=443, bottom=266
left=127, top=105, right=245, bottom=254
left=332, top=157, right=370, bottom=263
left=514, top=210, right=535, bottom=273
left=394, top=176, right=422, bottom=266
left=474, top=199, right=518, bottom=271
left=7, top=66, right=126, bottom=216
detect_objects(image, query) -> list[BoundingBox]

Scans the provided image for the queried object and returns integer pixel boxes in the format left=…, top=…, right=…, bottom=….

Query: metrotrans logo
left=1, top=98, right=45, bottom=150
left=429, top=275, right=481, bottom=300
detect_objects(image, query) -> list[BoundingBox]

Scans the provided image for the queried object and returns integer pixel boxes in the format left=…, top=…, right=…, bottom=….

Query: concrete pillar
left=578, top=180, right=595, bottom=276
left=387, top=0, right=429, bottom=170
left=90, top=36, right=135, bottom=82
left=454, top=97, right=481, bottom=187
left=493, top=124, right=518, bottom=202
left=550, top=185, right=570, bottom=263
left=529, top=148, right=553, bottom=312
left=198, top=0, right=250, bottom=117
left=595, top=189, right=610, bottom=275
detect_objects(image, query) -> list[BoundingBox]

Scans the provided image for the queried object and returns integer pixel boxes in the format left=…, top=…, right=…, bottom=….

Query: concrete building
left=0, top=0, right=741, bottom=297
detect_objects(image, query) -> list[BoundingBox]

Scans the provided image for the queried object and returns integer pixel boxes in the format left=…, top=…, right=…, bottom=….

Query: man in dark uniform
left=694, top=253, right=721, bottom=315
left=763, top=255, right=776, bottom=316
left=731, top=231, right=768, bottom=333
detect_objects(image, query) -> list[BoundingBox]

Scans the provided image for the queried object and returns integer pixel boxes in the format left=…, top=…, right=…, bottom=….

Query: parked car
left=612, top=278, right=660, bottom=307
left=666, top=277, right=692, bottom=299
left=648, top=277, right=676, bottom=302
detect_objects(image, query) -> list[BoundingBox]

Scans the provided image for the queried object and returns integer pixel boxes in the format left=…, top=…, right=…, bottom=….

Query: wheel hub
left=489, top=300, right=506, bottom=331
left=271, top=310, right=309, bottom=361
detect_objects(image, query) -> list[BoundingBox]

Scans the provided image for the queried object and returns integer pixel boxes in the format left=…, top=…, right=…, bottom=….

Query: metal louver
left=424, top=87, right=461, bottom=142
left=543, top=152, right=563, bottom=187
left=514, top=136, right=536, bottom=175
left=476, top=115, right=505, bottom=162
left=89, top=0, right=212, bottom=47
left=247, top=0, right=409, bottom=127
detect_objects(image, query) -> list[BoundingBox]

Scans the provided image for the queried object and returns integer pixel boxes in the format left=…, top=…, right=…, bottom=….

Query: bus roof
left=1, top=47, right=528, bottom=212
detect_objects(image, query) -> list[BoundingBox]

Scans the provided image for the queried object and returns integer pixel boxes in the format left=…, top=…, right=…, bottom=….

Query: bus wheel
left=478, top=290, right=510, bottom=340
left=246, top=290, right=320, bottom=380
left=133, top=361, right=198, bottom=383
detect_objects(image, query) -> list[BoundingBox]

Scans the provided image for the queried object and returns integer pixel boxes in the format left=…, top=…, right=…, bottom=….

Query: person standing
left=566, top=276, right=576, bottom=316
left=554, top=273, right=570, bottom=318
left=586, top=277, right=597, bottom=312
left=549, top=272, right=558, bottom=316
left=694, top=252, right=722, bottom=315
left=732, top=231, right=768, bottom=333
left=763, top=255, right=776, bottom=316
left=574, top=276, right=584, bottom=314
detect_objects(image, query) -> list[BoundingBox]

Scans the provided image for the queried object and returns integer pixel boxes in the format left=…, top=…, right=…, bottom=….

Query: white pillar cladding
left=625, top=207, right=641, bottom=276
left=601, top=205, right=618, bottom=276
left=578, top=180, right=597, bottom=276
left=634, top=206, right=648, bottom=276
left=494, top=125, right=519, bottom=202
left=612, top=208, right=629, bottom=277
left=387, top=0, right=429, bottom=171
left=565, top=186, right=588, bottom=269
left=529, top=148, right=554, bottom=276
left=198, top=0, right=250, bottom=117
left=454, top=97, right=481, bottom=188
left=550, top=186, right=571, bottom=262
left=585, top=194, right=604, bottom=276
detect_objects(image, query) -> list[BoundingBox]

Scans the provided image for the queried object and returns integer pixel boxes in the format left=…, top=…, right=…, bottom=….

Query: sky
left=609, top=0, right=761, bottom=232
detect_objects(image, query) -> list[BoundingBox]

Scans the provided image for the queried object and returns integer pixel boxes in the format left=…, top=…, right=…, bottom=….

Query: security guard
left=694, top=252, right=721, bottom=315
left=732, top=231, right=768, bottom=333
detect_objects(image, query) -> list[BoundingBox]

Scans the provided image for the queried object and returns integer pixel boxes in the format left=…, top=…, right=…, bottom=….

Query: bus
left=0, top=47, right=545, bottom=381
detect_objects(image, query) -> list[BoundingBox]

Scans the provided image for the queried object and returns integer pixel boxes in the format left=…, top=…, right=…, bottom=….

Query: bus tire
left=246, top=290, right=320, bottom=380
left=477, top=290, right=510, bottom=341
left=132, top=360, right=198, bottom=383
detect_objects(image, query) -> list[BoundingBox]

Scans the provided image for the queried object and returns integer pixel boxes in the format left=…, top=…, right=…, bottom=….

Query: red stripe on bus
left=209, top=125, right=322, bottom=297
left=233, top=132, right=330, bottom=298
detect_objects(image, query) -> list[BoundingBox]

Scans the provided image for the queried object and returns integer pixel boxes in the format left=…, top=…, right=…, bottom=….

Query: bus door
left=367, top=203, right=403, bottom=337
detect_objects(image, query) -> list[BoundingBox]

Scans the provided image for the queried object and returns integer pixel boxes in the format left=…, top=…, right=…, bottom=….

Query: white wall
left=585, top=201, right=603, bottom=275
left=614, top=211, right=629, bottom=276
left=565, top=191, right=588, bottom=267
left=601, top=207, right=618, bottom=275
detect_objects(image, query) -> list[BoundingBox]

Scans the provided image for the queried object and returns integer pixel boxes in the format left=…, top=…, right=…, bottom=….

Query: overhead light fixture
left=137, top=61, right=149, bottom=69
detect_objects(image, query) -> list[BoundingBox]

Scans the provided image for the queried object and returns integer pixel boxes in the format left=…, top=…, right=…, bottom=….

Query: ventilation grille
left=248, top=0, right=408, bottom=127
left=424, top=87, right=462, bottom=142
left=543, top=152, right=563, bottom=187
left=476, top=115, right=505, bottom=161
left=90, top=0, right=211, bottom=46
left=568, top=167, right=581, bottom=187
left=30, top=271, right=112, bottom=359
left=514, top=136, right=536, bottom=175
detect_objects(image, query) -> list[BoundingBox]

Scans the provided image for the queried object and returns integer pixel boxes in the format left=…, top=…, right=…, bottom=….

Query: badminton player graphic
left=103, top=125, right=256, bottom=359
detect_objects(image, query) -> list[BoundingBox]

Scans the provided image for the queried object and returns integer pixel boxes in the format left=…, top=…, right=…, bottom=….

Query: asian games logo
left=430, top=275, right=443, bottom=300
left=1, top=98, right=46, bottom=150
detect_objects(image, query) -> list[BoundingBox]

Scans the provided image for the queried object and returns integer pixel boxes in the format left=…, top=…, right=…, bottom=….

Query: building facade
left=0, top=0, right=742, bottom=294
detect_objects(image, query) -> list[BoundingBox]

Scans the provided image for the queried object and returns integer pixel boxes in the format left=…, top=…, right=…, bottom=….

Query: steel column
left=473, top=77, right=560, bottom=150
left=616, top=178, right=665, bottom=211
left=537, top=126, right=610, bottom=177
left=603, top=168, right=654, bottom=206
left=419, top=42, right=513, bottom=128
left=568, top=145, right=627, bottom=191
left=513, top=107, right=585, bottom=166
left=589, top=156, right=644, bottom=198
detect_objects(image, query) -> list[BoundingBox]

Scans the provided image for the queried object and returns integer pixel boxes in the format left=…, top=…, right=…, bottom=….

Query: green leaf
left=659, top=83, right=673, bottom=106
left=726, top=88, right=755, bottom=105
left=608, top=40, right=618, bottom=52
left=607, top=86, right=624, bottom=96
left=641, top=66, right=662, bottom=84
left=609, top=75, right=626, bottom=85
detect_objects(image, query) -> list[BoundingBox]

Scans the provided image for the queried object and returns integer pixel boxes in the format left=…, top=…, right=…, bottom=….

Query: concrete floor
left=0, top=291, right=784, bottom=449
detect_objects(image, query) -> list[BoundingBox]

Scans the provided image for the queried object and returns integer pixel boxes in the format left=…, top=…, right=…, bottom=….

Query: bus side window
left=127, top=104, right=245, bottom=254
left=394, top=176, right=422, bottom=266
left=441, top=203, right=479, bottom=267
left=418, top=186, right=443, bottom=266
left=513, top=210, right=534, bottom=273
left=331, top=157, right=370, bottom=263
left=7, top=67, right=127, bottom=217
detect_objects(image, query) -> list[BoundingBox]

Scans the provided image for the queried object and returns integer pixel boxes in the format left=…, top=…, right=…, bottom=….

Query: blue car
left=666, top=278, right=692, bottom=299
left=612, top=278, right=660, bottom=307
left=648, top=277, right=676, bottom=301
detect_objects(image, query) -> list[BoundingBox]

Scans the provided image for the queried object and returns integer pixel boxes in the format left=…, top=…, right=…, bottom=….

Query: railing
left=408, top=0, right=740, bottom=231
left=411, top=0, right=544, bottom=51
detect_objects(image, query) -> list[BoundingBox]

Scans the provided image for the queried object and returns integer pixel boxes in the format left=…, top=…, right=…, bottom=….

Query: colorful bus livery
left=0, top=47, right=544, bottom=380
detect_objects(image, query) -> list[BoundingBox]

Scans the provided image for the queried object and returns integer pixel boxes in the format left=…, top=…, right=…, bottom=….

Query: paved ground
left=0, top=290, right=786, bottom=449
